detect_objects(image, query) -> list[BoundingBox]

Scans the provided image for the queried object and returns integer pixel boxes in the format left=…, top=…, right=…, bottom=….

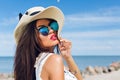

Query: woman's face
left=36, top=19, right=59, bottom=49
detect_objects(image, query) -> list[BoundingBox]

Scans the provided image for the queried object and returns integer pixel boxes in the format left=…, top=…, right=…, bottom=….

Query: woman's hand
left=59, top=38, right=72, bottom=60
left=59, top=38, right=83, bottom=80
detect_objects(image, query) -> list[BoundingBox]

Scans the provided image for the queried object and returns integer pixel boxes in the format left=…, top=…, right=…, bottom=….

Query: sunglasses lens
left=38, top=21, right=58, bottom=36
left=39, top=26, right=49, bottom=36
left=50, top=21, right=59, bottom=31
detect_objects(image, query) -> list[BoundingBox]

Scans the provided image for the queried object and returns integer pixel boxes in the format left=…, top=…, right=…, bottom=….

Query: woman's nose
left=49, top=27, right=54, bottom=34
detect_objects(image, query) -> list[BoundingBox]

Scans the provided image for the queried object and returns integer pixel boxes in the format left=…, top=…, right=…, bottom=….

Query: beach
left=0, top=69, right=120, bottom=80
left=0, top=73, right=14, bottom=80
left=84, top=69, right=120, bottom=80
left=0, top=56, right=120, bottom=80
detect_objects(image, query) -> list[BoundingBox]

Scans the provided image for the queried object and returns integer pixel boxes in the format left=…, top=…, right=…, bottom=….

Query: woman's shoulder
left=44, top=53, right=64, bottom=79
left=50, top=53, right=62, bottom=60
left=47, top=53, right=63, bottom=64
left=44, top=53, right=64, bottom=71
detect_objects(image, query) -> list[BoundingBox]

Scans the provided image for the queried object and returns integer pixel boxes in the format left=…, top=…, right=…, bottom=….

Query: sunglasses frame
left=35, top=21, right=59, bottom=36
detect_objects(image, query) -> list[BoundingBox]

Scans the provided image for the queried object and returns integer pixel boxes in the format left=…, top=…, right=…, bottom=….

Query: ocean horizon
left=0, top=56, right=120, bottom=73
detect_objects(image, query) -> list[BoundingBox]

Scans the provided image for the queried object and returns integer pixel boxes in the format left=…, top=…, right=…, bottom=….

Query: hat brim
left=14, top=6, right=64, bottom=44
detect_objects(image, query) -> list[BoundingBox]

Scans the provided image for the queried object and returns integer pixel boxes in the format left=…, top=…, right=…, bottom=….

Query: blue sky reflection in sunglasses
left=38, top=21, right=59, bottom=36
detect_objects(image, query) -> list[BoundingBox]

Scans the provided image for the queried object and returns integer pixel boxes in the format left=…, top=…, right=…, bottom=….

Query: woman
left=14, top=6, right=83, bottom=80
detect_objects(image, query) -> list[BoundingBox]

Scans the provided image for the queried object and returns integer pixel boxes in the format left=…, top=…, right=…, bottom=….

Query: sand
left=0, top=69, right=120, bottom=80
left=84, top=69, right=120, bottom=80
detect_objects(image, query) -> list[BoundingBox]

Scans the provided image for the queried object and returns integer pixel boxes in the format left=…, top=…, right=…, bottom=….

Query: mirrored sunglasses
left=36, top=21, right=59, bottom=36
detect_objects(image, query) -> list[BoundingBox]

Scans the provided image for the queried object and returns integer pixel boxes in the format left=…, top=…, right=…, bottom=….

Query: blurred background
left=0, top=0, right=120, bottom=73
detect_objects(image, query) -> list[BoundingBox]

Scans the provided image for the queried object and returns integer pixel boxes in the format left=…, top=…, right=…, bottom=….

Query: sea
left=0, top=56, right=120, bottom=73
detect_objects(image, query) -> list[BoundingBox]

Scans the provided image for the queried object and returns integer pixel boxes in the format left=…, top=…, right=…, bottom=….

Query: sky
left=0, top=0, right=120, bottom=56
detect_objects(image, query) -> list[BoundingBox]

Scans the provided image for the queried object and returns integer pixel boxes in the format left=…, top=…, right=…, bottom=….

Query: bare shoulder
left=44, top=53, right=64, bottom=73
left=46, top=53, right=63, bottom=66
left=44, top=53, right=64, bottom=80
left=49, top=53, right=63, bottom=62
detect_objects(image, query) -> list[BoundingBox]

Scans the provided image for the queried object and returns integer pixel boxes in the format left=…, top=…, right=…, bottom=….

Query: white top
left=34, top=52, right=77, bottom=80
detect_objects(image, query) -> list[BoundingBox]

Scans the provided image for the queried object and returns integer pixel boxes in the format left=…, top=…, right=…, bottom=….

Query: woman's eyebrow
left=37, top=24, right=44, bottom=27
left=37, top=25, right=44, bottom=29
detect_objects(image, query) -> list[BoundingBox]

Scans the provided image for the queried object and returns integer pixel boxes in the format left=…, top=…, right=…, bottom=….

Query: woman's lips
left=50, top=34, right=57, bottom=41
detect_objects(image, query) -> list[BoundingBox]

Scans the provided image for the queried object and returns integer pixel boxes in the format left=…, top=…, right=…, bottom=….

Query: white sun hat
left=14, top=6, right=64, bottom=44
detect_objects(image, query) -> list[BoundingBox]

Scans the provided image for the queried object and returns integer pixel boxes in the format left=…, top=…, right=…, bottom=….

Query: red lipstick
left=50, top=34, right=57, bottom=41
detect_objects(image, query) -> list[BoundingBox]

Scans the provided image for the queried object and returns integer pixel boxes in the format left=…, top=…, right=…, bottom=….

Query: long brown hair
left=14, top=20, right=47, bottom=80
left=14, top=19, right=60, bottom=80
